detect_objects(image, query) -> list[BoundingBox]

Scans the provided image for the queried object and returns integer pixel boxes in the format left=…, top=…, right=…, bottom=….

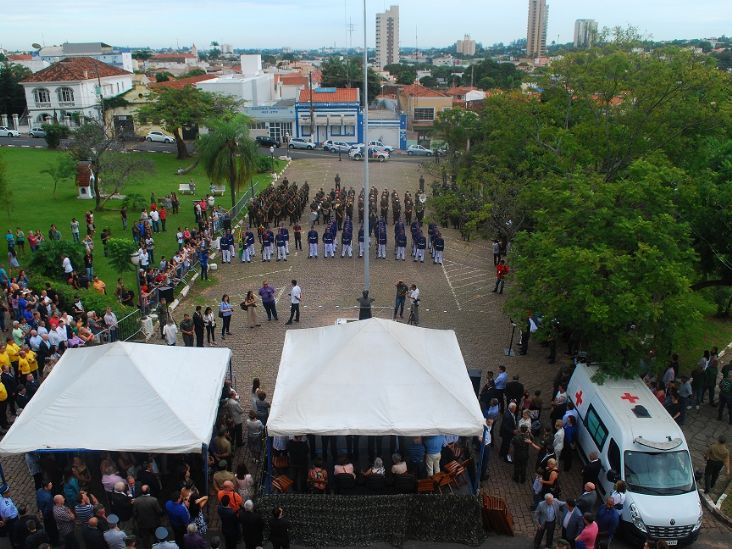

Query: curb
left=700, top=489, right=732, bottom=528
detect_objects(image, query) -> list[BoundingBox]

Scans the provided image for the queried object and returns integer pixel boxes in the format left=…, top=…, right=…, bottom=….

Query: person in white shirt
left=104, top=307, right=119, bottom=342
left=162, top=319, right=178, bottom=346
left=285, top=280, right=301, bottom=325
left=62, top=256, right=73, bottom=275
left=55, top=321, right=68, bottom=351
left=409, top=284, right=420, bottom=325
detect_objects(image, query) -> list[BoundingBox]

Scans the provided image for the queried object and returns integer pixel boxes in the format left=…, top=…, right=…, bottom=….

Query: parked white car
left=28, top=127, right=46, bottom=138
left=323, top=140, right=352, bottom=153
left=406, top=144, right=434, bottom=156
left=0, top=127, right=20, bottom=137
left=368, top=140, right=395, bottom=152
left=145, top=131, right=176, bottom=143
left=349, top=146, right=389, bottom=162
left=288, top=137, right=316, bottom=150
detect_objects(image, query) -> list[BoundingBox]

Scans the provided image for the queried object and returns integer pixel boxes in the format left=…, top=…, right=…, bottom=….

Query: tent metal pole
left=265, top=436, right=273, bottom=494
left=202, top=443, right=209, bottom=488
left=475, top=425, right=488, bottom=495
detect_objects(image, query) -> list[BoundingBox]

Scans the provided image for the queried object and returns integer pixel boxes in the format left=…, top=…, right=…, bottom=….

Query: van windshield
left=624, top=450, right=694, bottom=496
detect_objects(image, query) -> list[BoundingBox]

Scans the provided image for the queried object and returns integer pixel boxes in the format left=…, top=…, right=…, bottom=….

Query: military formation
left=218, top=175, right=445, bottom=265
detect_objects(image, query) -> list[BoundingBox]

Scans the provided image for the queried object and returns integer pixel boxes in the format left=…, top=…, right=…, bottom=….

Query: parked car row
left=0, top=126, right=47, bottom=138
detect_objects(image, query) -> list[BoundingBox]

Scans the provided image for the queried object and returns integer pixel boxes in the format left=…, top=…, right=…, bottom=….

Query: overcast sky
left=1, top=0, right=730, bottom=51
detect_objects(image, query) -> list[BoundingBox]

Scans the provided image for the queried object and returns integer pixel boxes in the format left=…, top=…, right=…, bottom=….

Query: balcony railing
left=35, top=102, right=51, bottom=108
left=58, top=101, right=76, bottom=107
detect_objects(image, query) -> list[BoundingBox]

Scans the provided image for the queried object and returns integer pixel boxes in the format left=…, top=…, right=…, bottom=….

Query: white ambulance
left=567, top=363, right=702, bottom=546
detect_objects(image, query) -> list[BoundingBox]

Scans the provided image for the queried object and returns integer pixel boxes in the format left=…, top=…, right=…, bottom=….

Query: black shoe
left=285, top=321, right=292, bottom=325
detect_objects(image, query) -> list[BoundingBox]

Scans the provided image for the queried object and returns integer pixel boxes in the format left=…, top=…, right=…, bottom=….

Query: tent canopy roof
left=267, top=318, right=484, bottom=437
left=0, top=342, right=231, bottom=455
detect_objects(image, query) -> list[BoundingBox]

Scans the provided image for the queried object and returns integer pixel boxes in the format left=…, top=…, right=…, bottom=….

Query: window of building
left=33, top=88, right=51, bottom=105
left=343, top=125, right=355, bottom=136
left=253, top=122, right=268, bottom=130
left=57, top=87, right=75, bottom=103
left=584, top=404, right=609, bottom=451
left=413, top=107, right=435, bottom=121
left=301, top=125, right=312, bottom=136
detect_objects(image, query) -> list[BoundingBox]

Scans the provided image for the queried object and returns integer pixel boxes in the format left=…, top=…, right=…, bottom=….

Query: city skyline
left=1, top=0, right=731, bottom=52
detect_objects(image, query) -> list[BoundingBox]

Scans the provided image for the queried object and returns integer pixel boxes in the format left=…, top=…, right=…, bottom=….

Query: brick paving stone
left=1, top=154, right=731, bottom=547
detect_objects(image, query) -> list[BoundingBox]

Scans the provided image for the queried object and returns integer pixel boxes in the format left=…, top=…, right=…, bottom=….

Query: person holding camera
left=409, top=284, right=420, bottom=325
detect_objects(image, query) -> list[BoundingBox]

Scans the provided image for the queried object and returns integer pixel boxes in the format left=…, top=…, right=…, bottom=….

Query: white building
left=6, top=54, right=50, bottom=73
left=456, top=35, right=476, bottom=56
left=21, top=57, right=133, bottom=126
left=375, top=5, right=399, bottom=69
left=37, top=42, right=133, bottom=73
left=574, top=19, right=598, bottom=48
left=195, top=55, right=277, bottom=106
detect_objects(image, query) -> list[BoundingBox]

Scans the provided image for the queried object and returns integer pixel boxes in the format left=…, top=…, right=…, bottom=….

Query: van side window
left=608, top=438, right=621, bottom=473
left=585, top=404, right=609, bottom=450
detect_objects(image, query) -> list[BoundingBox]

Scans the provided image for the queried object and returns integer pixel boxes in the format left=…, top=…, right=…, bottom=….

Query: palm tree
left=197, top=114, right=258, bottom=208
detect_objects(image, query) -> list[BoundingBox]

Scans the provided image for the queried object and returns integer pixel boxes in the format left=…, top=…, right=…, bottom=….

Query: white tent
left=267, top=318, right=484, bottom=437
left=0, top=342, right=231, bottom=455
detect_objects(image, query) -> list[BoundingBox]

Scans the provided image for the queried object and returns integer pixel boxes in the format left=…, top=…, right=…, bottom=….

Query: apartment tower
left=574, top=19, right=598, bottom=48
left=527, top=0, right=549, bottom=58
left=376, top=5, right=400, bottom=69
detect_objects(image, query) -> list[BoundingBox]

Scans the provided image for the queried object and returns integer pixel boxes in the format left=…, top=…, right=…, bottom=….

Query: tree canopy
left=427, top=45, right=732, bottom=375
left=320, top=57, right=381, bottom=104
left=0, top=62, right=32, bottom=116
left=137, top=87, right=242, bottom=158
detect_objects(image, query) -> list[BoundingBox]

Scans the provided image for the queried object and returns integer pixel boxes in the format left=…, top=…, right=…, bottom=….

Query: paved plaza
left=1, top=153, right=731, bottom=547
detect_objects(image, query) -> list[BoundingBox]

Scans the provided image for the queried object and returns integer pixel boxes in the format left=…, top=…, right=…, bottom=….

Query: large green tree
left=137, top=87, right=241, bottom=159
left=320, top=57, right=381, bottom=105
left=196, top=114, right=258, bottom=208
left=427, top=46, right=732, bottom=374
left=0, top=62, right=32, bottom=116
left=508, top=161, right=702, bottom=375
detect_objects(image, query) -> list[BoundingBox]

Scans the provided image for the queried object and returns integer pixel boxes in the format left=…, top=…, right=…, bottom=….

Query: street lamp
left=130, top=251, right=142, bottom=313
left=269, top=145, right=275, bottom=173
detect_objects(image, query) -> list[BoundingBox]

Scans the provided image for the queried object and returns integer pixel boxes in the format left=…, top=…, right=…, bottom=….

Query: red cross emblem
left=621, top=392, right=640, bottom=404
left=575, top=390, right=583, bottom=406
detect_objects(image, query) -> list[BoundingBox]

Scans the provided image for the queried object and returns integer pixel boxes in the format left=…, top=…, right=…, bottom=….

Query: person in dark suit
left=499, top=402, right=518, bottom=460
left=132, top=485, right=163, bottom=549
left=505, top=375, right=525, bottom=407
left=24, top=519, right=50, bottom=549
left=575, top=482, right=597, bottom=514
left=192, top=307, right=205, bottom=348
left=561, top=499, right=585, bottom=549
left=268, top=507, right=290, bottom=549
left=238, top=500, right=264, bottom=549
left=581, top=452, right=602, bottom=487
left=83, top=517, right=107, bottom=549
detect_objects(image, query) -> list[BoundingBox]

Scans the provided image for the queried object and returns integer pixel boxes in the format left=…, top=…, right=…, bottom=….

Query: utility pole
left=309, top=71, right=315, bottom=143
left=362, top=0, right=370, bottom=291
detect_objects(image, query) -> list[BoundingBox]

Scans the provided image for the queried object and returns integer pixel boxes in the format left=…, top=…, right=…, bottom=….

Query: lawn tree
left=196, top=114, right=258, bottom=208
left=41, top=154, right=77, bottom=196
left=137, top=87, right=242, bottom=159
left=97, top=153, right=155, bottom=208
left=67, top=122, right=120, bottom=210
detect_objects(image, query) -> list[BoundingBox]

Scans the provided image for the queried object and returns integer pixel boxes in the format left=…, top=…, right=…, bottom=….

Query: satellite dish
left=32, top=43, right=42, bottom=50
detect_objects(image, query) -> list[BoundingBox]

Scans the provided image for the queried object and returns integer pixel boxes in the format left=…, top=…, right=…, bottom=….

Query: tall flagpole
left=362, top=0, right=370, bottom=291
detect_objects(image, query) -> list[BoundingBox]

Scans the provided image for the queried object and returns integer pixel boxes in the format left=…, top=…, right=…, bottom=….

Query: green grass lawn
left=0, top=147, right=280, bottom=291
left=677, top=315, right=732, bottom=373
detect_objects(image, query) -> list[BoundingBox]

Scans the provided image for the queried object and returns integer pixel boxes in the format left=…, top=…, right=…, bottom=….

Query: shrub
left=41, top=123, right=70, bottom=150
left=106, top=238, right=138, bottom=273
left=28, top=273, right=132, bottom=317
left=121, top=193, right=147, bottom=212
left=28, top=239, right=84, bottom=281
